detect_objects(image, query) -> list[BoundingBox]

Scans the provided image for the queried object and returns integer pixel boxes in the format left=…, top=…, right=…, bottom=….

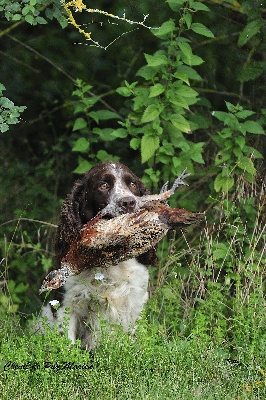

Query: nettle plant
left=70, top=0, right=213, bottom=188
left=70, top=79, right=122, bottom=173
left=115, top=2, right=214, bottom=186
left=212, top=101, right=265, bottom=193
left=69, top=0, right=265, bottom=201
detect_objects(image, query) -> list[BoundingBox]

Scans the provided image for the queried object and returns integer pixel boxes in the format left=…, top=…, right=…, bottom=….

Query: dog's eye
left=129, top=182, right=137, bottom=190
left=99, top=182, right=109, bottom=191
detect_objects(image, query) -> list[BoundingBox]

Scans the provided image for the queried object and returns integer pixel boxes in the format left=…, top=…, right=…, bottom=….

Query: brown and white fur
left=41, top=161, right=157, bottom=350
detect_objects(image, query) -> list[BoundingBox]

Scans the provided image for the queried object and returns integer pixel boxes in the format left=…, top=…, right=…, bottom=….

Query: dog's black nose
left=118, top=197, right=136, bottom=213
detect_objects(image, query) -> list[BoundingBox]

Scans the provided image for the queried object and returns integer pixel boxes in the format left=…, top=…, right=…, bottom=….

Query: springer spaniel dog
left=41, top=161, right=157, bottom=350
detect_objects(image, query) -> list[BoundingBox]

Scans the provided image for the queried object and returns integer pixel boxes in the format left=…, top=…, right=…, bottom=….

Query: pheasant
left=40, top=170, right=203, bottom=293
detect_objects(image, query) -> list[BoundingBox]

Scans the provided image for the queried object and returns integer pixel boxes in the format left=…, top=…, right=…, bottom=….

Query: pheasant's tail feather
left=171, top=211, right=204, bottom=227
left=155, top=206, right=204, bottom=227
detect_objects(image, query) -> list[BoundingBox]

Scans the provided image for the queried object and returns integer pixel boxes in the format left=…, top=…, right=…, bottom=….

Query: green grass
left=1, top=181, right=265, bottom=399
left=1, top=314, right=266, bottom=399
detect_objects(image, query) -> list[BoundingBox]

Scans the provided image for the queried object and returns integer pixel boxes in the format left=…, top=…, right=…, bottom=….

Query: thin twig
left=0, top=218, right=57, bottom=228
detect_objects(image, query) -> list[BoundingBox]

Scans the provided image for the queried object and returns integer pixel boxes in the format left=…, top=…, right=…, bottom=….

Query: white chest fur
left=45, top=258, right=149, bottom=350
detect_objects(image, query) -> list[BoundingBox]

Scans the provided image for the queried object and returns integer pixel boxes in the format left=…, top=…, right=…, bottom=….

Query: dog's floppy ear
left=55, top=179, right=87, bottom=263
left=138, top=180, right=151, bottom=197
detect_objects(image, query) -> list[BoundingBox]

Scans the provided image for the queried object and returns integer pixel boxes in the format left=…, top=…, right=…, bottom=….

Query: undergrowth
left=148, top=178, right=266, bottom=360
left=0, top=178, right=265, bottom=398
left=1, top=313, right=266, bottom=399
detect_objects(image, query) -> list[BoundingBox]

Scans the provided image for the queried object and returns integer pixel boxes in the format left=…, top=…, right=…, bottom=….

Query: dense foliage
left=0, top=0, right=265, bottom=369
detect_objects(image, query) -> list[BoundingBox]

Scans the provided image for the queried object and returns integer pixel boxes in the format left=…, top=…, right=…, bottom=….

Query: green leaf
left=144, top=53, right=168, bottom=67
left=214, top=174, right=234, bottom=192
left=130, top=138, right=141, bottom=150
left=116, top=86, right=132, bottom=97
left=184, top=13, right=192, bottom=29
left=0, top=83, right=5, bottom=93
left=178, top=42, right=192, bottom=62
left=35, top=16, right=47, bottom=24
left=173, top=156, right=182, bottom=168
left=191, top=23, right=214, bottom=38
left=25, top=14, right=35, bottom=25
left=93, top=128, right=116, bottom=141
left=73, top=117, right=87, bottom=131
left=247, top=148, right=263, bottom=160
left=177, top=65, right=202, bottom=81
left=14, top=281, right=28, bottom=293
left=212, top=111, right=228, bottom=122
left=166, top=0, right=184, bottom=12
left=176, top=85, right=198, bottom=98
left=238, top=19, right=264, bottom=47
left=72, top=138, right=90, bottom=153
left=218, top=128, right=232, bottom=139
left=191, top=151, right=204, bottom=164
left=22, top=5, right=32, bottom=16
left=238, top=157, right=256, bottom=175
left=170, top=114, right=190, bottom=133
left=132, top=87, right=149, bottom=111
left=12, top=14, right=22, bottom=21
left=190, top=113, right=210, bottom=129
left=96, top=149, right=115, bottom=162
left=187, top=55, right=204, bottom=66
left=242, top=121, right=264, bottom=135
left=141, top=104, right=163, bottom=123
left=0, top=97, right=14, bottom=108
left=235, top=110, right=255, bottom=119
left=110, top=128, right=128, bottom=139
left=0, top=123, right=9, bottom=133
left=149, top=83, right=165, bottom=98
left=235, top=136, right=245, bottom=149
left=177, top=141, right=190, bottom=151
left=151, top=20, right=175, bottom=38
left=74, top=81, right=93, bottom=94
left=169, top=94, right=189, bottom=109
left=141, top=135, right=160, bottom=163
left=191, top=2, right=210, bottom=12
left=89, top=110, right=119, bottom=123
left=136, top=65, right=157, bottom=80
left=161, top=287, right=175, bottom=299
left=214, top=151, right=230, bottom=165
left=233, top=147, right=243, bottom=158
left=173, top=71, right=190, bottom=85
left=238, top=62, right=266, bottom=83
left=58, top=15, right=68, bottom=29
left=190, top=142, right=205, bottom=164
left=213, top=243, right=228, bottom=260
left=73, top=158, right=93, bottom=174
left=159, top=140, right=174, bottom=155
left=224, top=101, right=236, bottom=113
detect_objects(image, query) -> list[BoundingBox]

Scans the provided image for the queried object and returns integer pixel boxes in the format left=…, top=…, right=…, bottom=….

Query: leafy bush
left=0, top=84, right=26, bottom=132
left=147, top=178, right=266, bottom=360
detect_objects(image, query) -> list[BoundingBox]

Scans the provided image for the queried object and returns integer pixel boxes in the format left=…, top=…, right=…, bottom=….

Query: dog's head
left=79, top=161, right=150, bottom=221
left=55, top=161, right=156, bottom=267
